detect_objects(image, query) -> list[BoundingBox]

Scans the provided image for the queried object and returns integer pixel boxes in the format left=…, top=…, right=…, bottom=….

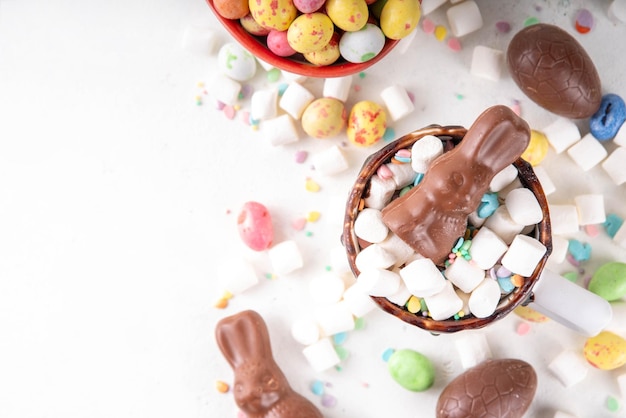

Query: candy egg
left=287, top=13, right=334, bottom=54
left=326, top=0, right=369, bottom=31
left=588, top=261, right=626, bottom=301
left=237, top=201, right=274, bottom=251
left=293, top=0, right=326, bottom=13
left=513, top=304, right=550, bottom=323
left=506, top=23, right=602, bottom=119
left=249, top=0, right=297, bottom=31
left=218, top=42, right=258, bottom=81
left=521, top=129, right=549, bottom=166
left=302, top=97, right=347, bottom=138
left=215, top=0, right=250, bottom=19
left=339, top=23, right=386, bottom=63
left=387, top=349, right=435, bottom=391
left=303, top=32, right=341, bottom=66
left=347, top=100, right=387, bottom=146
left=267, top=29, right=297, bottom=57
left=240, top=14, right=271, bottom=36
left=583, top=331, right=626, bottom=370
left=379, top=0, right=421, bottom=40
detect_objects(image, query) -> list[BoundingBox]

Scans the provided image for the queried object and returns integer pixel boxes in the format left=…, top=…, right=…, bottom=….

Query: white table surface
left=1, top=1, right=626, bottom=417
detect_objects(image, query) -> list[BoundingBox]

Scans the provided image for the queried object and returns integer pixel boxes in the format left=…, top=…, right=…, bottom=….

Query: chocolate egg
left=436, top=359, right=537, bottom=418
left=506, top=23, right=601, bottom=119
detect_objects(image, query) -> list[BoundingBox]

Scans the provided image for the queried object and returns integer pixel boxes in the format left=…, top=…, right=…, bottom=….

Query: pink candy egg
left=267, top=29, right=297, bottom=57
left=294, top=0, right=326, bottom=13
left=237, top=201, right=274, bottom=251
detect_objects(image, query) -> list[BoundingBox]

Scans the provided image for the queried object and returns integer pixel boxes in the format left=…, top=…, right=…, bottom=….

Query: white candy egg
left=217, top=42, right=257, bottom=81
left=339, top=23, right=386, bottom=64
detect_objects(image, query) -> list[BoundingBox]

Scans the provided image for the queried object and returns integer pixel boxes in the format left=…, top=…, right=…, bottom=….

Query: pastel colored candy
left=237, top=201, right=274, bottom=251
left=521, top=130, right=549, bottom=166
left=588, top=262, right=626, bottom=301
left=584, top=331, right=626, bottom=370
left=604, top=213, right=624, bottom=238
left=387, top=349, right=435, bottom=391
left=590, top=93, right=626, bottom=141
left=514, top=304, right=550, bottom=322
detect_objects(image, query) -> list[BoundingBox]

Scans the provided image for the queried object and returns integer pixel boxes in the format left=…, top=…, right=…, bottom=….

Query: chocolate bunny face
left=215, top=310, right=323, bottom=418
left=382, top=105, right=531, bottom=265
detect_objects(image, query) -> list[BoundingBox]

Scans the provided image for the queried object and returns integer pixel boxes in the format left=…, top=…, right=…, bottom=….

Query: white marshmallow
left=470, top=46, right=504, bottom=81
left=323, top=75, right=352, bottom=102
left=378, top=232, right=416, bottom=267
left=455, top=288, right=471, bottom=315
left=469, top=226, right=508, bottom=270
left=532, top=165, right=556, bottom=195
left=420, top=0, right=447, bottom=15
left=601, top=146, right=626, bottom=185
left=314, top=301, right=355, bottom=336
left=224, top=259, right=259, bottom=294
left=311, top=145, right=349, bottom=176
left=279, top=82, right=315, bottom=119
left=505, top=187, right=544, bottom=226
left=548, top=235, right=569, bottom=264
left=468, top=211, right=486, bottom=228
left=613, top=222, right=626, bottom=249
left=617, top=371, right=626, bottom=400
left=281, top=70, right=307, bottom=83
left=380, top=84, right=415, bottom=121
left=386, top=162, right=417, bottom=189
left=309, top=273, right=345, bottom=305
left=268, top=240, right=303, bottom=275
left=446, top=0, right=483, bottom=37
left=548, top=350, right=589, bottom=387
left=483, top=206, right=524, bottom=244
left=614, top=119, right=626, bottom=146
left=542, top=118, right=581, bottom=153
left=411, top=135, right=444, bottom=173
left=386, top=281, right=412, bottom=306
left=566, top=133, right=608, bottom=171
left=575, top=194, right=605, bottom=225
left=260, top=114, right=300, bottom=146
left=355, top=244, right=396, bottom=271
left=501, top=234, right=547, bottom=277
left=468, top=278, right=501, bottom=318
left=354, top=208, right=389, bottom=244
left=549, top=204, right=580, bottom=235
left=489, top=164, right=518, bottom=192
left=497, top=177, right=523, bottom=200
left=400, top=258, right=446, bottom=297
left=364, top=174, right=396, bottom=209
left=423, top=280, right=464, bottom=321
left=209, top=74, right=241, bottom=105
left=454, top=332, right=493, bottom=369
left=250, top=88, right=278, bottom=121
left=342, top=284, right=378, bottom=317
left=302, top=338, right=341, bottom=372
left=181, top=24, right=218, bottom=55
left=444, top=256, right=485, bottom=293
left=357, top=268, right=401, bottom=297
left=291, top=318, right=320, bottom=345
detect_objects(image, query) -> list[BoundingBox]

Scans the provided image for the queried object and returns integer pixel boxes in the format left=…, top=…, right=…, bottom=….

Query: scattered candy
left=584, top=331, right=626, bottom=370
left=567, top=239, right=592, bottom=262
left=347, top=100, right=387, bottom=147
left=521, top=130, right=549, bottom=166
left=237, top=201, right=274, bottom=251
left=590, top=93, right=626, bottom=141
left=422, top=18, right=436, bottom=34
left=434, top=25, right=447, bottom=41
left=387, top=349, right=435, bottom=391
left=294, top=150, right=308, bottom=163
left=604, top=213, right=624, bottom=238
left=495, top=20, right=511, bottom=33
left=215, top=380, right=230, bottom=393
left=588, top=262, right=626, bottom=301
left=574, top=9, right=594, bottom=34
left=447, top=37, right=462, bottom=52
left=305, top=178, right=321, bottom=192
left=516, top=321, right=531, bottom=335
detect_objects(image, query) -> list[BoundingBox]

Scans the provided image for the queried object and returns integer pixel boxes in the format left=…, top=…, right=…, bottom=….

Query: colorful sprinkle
left=223, top=105, right=236, bottom=119
left=305, top=178, right=321, bottom=192
left=310, top=379, right=325, bottom=396
left=333, top=332, right=348, bottom=345
left=568, top=239, right=591, bottom=262
left=511, top=274, right=525, bottom=287
left=606, top=395, right=620, bottom=412
left=563, top=271, right=578, bottom=282
left=603, top=213, right=624, bottom=238
left=406, top=295, right=421, bottom=313
left=307, top=211, right=321, bottom=222
left=377, top=164, right=394, bottom=179
left=575, top=9, right=593, bottom=34
left=382, top=347, right=395, bottom=362
left=321, top=393, right=337, bottom=408
left=215, top=380, right=230, bottom=393
left=354, top=317, right=366, bottom=330
left=383, top=127, right=396, bottom=142
left=523, top=17, right=539, bottom=26
left=495, top=20, right=511, bottom=33
left=214, top=298, right=229, bottom=309
left=422, top=18, right=436, bottom=34
left=294, top=150, right=308, bottom=163
left=434, top=25, right=447, bottom=41
left=267, top=68, right=281, bottom=82
left=334, top=345, right=349, bottom=360
left=291, top=217, right=307, bottom=230
left=447, top=37, right=461, bottom=52
left=516, top=321, right=531, bottom=335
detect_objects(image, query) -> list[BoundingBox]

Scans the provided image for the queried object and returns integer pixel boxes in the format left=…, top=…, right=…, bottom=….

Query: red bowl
left=206, top=0, right=400, bottom=78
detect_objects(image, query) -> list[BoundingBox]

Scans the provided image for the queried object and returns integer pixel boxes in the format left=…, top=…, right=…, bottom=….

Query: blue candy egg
left=590, top=94, right=626, bottom=141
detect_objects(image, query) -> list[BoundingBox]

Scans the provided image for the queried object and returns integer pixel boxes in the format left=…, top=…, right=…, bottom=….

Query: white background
left=1, top=1, right=626, bottom=417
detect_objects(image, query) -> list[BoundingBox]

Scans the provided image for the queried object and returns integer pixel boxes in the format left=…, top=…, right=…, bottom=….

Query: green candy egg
left=387, top=349, right=435, bottom=391
left=589, top=262, right=626, bottom=301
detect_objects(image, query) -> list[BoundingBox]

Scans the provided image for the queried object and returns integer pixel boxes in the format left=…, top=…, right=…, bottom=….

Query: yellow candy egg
left=302, top=98, right=347, bottom=139
left=521, top=129, right=549, bottom=166
left=287, top=13, right=334, bottom=54
left=583, top=331, right=626, bottom=370
left=304, top=33, right=341, bottom=66
left=249, top=0, right=297, bottom=31
left=326, top=0, right=369, bottom=32
left=513, top=305, right=550, bottom=323
left=380, top=0, right=421, bottom=40
left=347, top=100, right=387, bottom=146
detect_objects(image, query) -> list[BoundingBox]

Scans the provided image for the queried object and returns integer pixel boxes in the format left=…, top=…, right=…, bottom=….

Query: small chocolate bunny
left=215, top=310, right=323, bottom=418
left=382, top=105, right=531, bottom=265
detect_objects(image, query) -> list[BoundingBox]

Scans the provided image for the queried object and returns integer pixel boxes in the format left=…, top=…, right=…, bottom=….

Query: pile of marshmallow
left=351, top=134, right=549, bottom=321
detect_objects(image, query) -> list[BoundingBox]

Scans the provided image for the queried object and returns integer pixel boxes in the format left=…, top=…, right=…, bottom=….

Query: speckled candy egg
left=240, top=14, right=271, bottom=36
left=249, top=0, right=297, bottom=31
left=302, top=98, right=347, bottom=138
left=294, top=0, right=326, bottom=13
left=287, top=13, right=334, bottom=54
left=267, top=29, right=297, bottom=57
left=436, top=359, right=537, bottom=418
left=217, top=42, right=257, bottom=81
left=339, top=23, right=386, bottom=63
left=237, top=201, right=274, bottom=251
left=304, top=32, right=340, bottom=66
left=584, top=331, right=626, bottom=370
left=347, top=100, right=387, bottom=146
left=380, top=0, right=421, bottom=40
left=326, top=0, right=369, bottom=31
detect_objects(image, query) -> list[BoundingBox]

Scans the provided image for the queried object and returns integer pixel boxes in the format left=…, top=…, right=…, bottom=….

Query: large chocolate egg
left=507, top=23, right=601, bottom=119
left=436, top=359, right=537, bottom=418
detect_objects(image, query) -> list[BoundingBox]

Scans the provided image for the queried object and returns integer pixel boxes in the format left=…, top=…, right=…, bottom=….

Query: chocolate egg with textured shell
left=436, top=358, right=537, bottom=418
left=506, top=23, right=601, bottom=119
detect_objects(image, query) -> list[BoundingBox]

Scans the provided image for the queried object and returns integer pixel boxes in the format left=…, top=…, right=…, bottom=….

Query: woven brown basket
left=343, top=125, right=553, bottom=333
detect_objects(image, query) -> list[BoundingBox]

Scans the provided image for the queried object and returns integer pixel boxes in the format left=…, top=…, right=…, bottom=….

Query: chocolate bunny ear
left=459, top=105, right=531, bottom=174
left=215, top=310, right=273, bottom=369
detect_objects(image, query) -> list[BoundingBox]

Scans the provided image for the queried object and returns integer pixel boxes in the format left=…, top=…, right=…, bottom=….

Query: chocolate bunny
left=215, top=310, right=323, bottom=418
left=381, top=105, right=531, bottom=265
